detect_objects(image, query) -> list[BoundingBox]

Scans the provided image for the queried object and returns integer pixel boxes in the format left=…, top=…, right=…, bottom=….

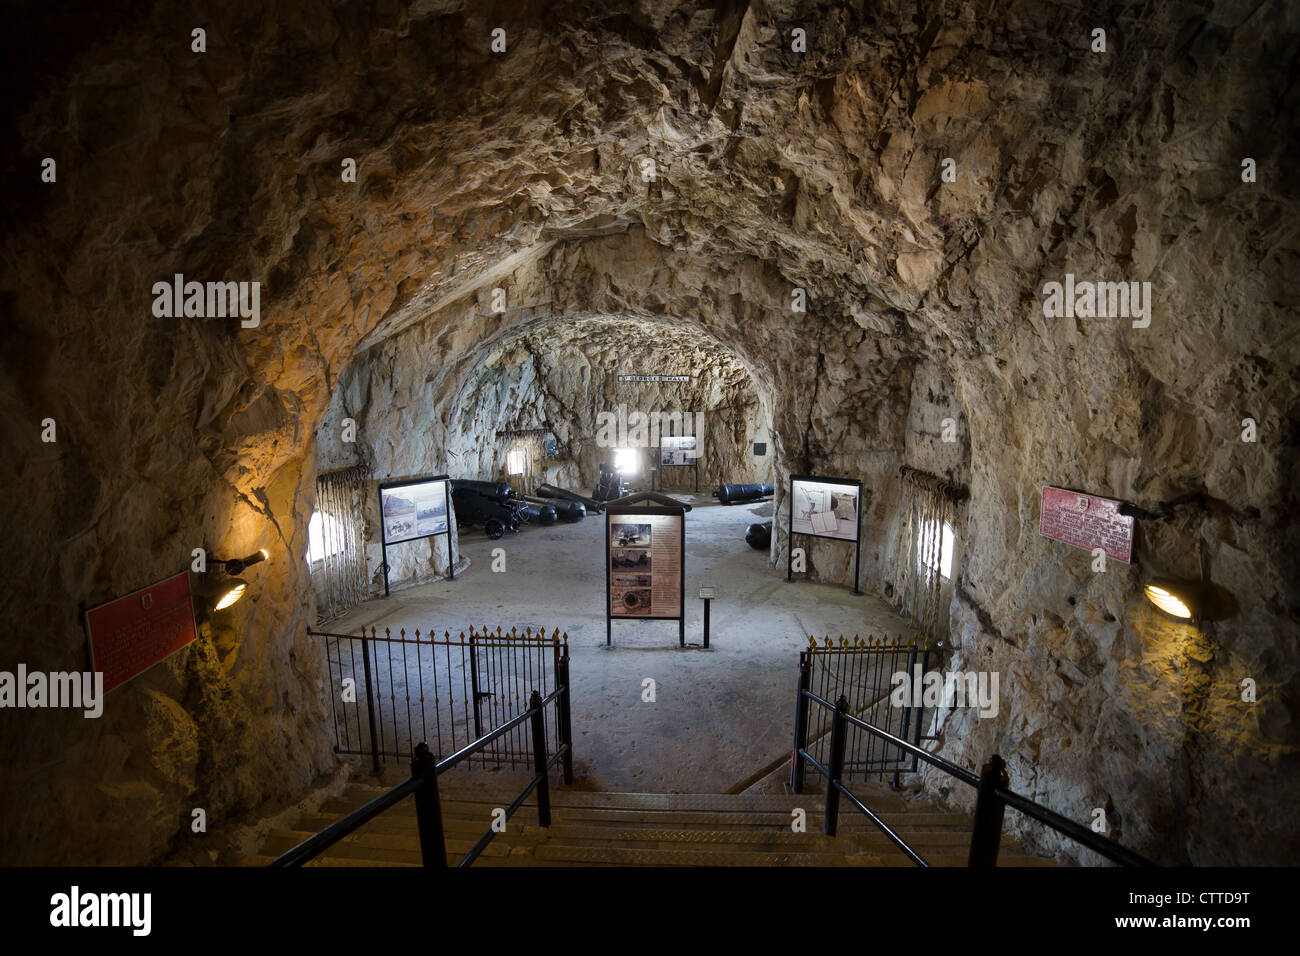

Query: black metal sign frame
left=605, top=503, right=687, bottom=648
left=378, top=474, right=455, bottom=596
left=785, top=473, right=862, bottom=595
left=653, top=435, right=700, bottom=493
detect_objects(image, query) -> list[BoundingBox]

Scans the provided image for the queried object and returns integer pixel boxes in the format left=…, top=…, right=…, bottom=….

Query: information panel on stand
left=605, top=496, right=688, bottom=647
left=659, top=435, right=699, bottom=466
left=378, top=474, right=455, bottom=594
left=786, top=474, right=863, bottom=594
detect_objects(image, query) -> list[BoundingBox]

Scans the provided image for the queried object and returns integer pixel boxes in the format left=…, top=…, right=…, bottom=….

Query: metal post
left=446, top=478, right=456, bottom=581
left=529, top=691, right=552, bottom=828
left=894, top=646, right=919, bottom=790
left=411, top=743, right=447, bottom=867
left=468, top=634, right=483, bottom=740
left=360, top=635, right=381, bottom=774
left=823, top=694, right=848, bottom=837
left=703, top=597, right=711, bottom=649
left=968, top=754, right=1009, bottom=867
left=791, top=655, right=812, bottom=792
left=557, top=650, right=574, bottom=785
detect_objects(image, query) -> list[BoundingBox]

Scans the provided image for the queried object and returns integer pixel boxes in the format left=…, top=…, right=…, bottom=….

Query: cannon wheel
left=484, top=518, right=506, bottom=539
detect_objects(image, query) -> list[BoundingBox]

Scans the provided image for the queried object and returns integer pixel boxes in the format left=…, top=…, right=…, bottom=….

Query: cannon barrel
left=523, top=495, right=585, bottom=522
left=745, top=521, right=773, bottom=550
left=537, top=483, right=605, bottom=513
left=715, top=482, right=775, bottom=504
left=510, top=498, right=557, bottom=526
left=451, top=479, right=512, bottom=501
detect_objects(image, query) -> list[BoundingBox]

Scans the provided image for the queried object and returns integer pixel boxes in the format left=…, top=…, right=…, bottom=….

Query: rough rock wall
left=1, top=0, right=1295, bottom=866
left=441, top=319, right=774, bottom=493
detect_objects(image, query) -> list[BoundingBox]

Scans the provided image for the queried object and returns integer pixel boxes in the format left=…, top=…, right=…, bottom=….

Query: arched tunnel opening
left=1, top=0, right=1296, bottom=910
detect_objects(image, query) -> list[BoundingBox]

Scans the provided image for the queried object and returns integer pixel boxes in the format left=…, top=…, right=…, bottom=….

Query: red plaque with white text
left=84, top=571, right=198, bottom=693
left=1039, top=486, right=1133, bottom=564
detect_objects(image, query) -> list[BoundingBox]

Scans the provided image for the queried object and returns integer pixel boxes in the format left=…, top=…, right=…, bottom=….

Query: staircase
left=243, top=777, right=1056, bottom=867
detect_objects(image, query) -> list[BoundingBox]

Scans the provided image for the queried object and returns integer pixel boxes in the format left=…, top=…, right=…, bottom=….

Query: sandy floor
left=327, top=492, right=918, bottom=793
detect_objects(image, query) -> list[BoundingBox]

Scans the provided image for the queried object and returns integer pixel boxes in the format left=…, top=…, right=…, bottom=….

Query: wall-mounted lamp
left=1142, top=575, right=1237, bottom=623
left=203, top=549, right=269, bottom=612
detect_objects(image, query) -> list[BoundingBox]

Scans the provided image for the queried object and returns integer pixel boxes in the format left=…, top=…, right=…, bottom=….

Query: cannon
left=714, top=482, right=775, bottom=505
left=451, top=483, right=528, bottom=539
left=593, top=463, right=629, bottom=502
left=523, top=495, right=585, bottom=522
left=537, top=483, right=605, bottom=514
left=746, top=521, right=773, bottom=550
left=452, top=479, right=513, bottom=500
left=510, top=497, right=558, bottom=526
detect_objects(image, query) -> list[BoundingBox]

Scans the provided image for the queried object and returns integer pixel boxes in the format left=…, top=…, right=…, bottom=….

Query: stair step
left=531, top=843, right=885, bottom=866
left=255, top=780, right=1057, bottom=867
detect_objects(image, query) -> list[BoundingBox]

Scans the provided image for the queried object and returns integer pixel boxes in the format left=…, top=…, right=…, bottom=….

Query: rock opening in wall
left=310, top=465, right=370, bottom=623
left=890, top=467, right=968, bottom=640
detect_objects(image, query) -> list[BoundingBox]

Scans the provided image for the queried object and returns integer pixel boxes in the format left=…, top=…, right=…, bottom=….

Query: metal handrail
left=270, top=650, right=574, bottom=868
left=801, top=689, right=981, bottom=787
left=268, top=775, right=425, bottom=868
left=793, top=668, right=1157, bottom=867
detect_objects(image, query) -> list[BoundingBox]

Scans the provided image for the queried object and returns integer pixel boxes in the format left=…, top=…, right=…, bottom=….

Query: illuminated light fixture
left=199, top=548, right=270, bottom=614
left=1143, top=581, right=1193, bottom=619
left=614, top=448, right=639, bottom=475
left=1141, top=576, right=1237, bottom=622
left=213, top=579, right=249, bottom=611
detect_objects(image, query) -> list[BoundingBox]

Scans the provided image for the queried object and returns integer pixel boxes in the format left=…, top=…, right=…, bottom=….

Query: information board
left=1039, top=486, right=1133, bottom=564
left=84, top=571, right=198, bottom=693
left=605, top=499, right=688, bottom=647
left=379, top=475, right=456, bottom=594
left=609, top=514, right=683, bottom=619
left=786, top=474, right=863, bottom=594
left=790, top=477, right=860, bottom=542
left=659, top=435, right=699, bottom=466
left=380, top=478, right=449, bottom=544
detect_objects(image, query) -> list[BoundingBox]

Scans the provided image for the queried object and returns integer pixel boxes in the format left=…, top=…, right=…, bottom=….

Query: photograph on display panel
left=381, top=478, right=449, bottom=544
left=790, top=478, right=860, bottom=542
left=660, top=435, right=699, bottom=466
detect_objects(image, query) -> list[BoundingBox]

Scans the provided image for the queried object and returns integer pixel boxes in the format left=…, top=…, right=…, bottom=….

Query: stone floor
left=327, top=491, right=918, bottom=794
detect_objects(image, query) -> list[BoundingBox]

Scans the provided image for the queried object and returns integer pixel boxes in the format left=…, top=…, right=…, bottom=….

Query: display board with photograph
left=786, top=474, right=862, bottom=594
left=654, top=435, right=701, bottom=492
left=659, top=435, right=699, bottom=466
left=790, top=477, right=860, bottom=542
left=605, top=503, right=686, bottom=647
left=378, top=475, right=455, bottom=594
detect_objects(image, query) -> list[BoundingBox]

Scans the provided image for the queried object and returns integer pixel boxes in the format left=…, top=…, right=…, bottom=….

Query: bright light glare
left=918, top=520, right=955, bottom=580
left=308, top=511, right=346, bottom=562
left=1144, top=584, right=1192, bottom=619
left=614, top=448, right=639, bottom=475
left=214, top=582, right=247, bottom=611
left=507, top=447, right=526, bottom=475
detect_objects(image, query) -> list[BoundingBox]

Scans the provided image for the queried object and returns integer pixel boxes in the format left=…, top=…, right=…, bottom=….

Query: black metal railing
left=270, top=652, right=573, bottom=868
left=791, top=662, right=1156, bottom=867
left=797, top=636, right=936, bottom=787
left=313, top=625, right=565, bottom=773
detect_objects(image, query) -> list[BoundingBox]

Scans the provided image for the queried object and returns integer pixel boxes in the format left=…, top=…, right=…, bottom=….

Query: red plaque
left=84, top=571, right=198, bottom=693
left=1039, top=486, right=1133, bottom=564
